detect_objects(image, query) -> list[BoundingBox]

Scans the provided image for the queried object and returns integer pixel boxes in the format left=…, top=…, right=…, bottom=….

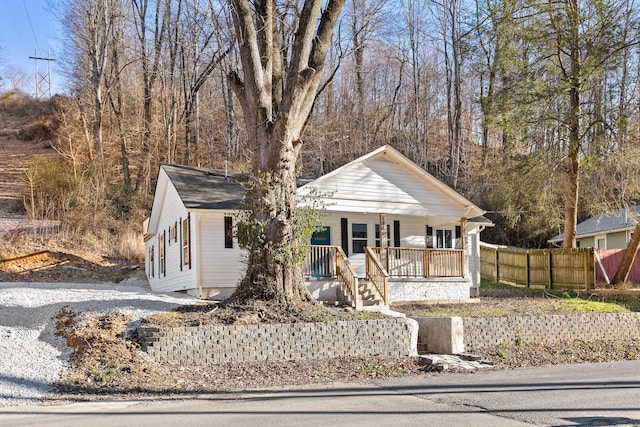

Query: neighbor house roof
left=161, top=164, right=246, bottom=210
left=548, top=205, right=640, bottom=244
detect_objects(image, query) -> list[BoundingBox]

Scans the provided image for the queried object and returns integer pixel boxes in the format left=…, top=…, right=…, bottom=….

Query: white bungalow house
left=548, top=206, right=640, bottom=250
left=144, top=145, right=492, bottom=307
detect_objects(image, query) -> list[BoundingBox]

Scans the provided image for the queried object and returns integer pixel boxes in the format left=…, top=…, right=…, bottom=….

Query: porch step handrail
left=304, top=245, right=360, bottom=308
left=365, top=246, right=389, bottom=304
left=336, top=246, right=360, bottom=308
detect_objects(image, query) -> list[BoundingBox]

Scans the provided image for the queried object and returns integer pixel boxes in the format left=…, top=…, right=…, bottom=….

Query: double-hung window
left=436, top=229, right=453, bottom=249
left=352, top=223, right=368, bottom=254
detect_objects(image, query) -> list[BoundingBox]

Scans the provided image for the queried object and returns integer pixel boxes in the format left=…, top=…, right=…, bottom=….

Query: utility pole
left=28, top=49, right=56, bottom=99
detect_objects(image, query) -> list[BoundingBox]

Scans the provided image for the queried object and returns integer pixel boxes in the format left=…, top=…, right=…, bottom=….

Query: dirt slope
left=0, top=96, right=58, bottom=229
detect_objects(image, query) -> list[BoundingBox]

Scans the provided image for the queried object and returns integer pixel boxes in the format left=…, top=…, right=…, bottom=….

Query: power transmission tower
left=28, top=49, right=56, bottom=99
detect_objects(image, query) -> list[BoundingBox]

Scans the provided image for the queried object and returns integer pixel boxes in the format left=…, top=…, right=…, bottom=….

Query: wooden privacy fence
left=480, top=245, right=595, bottom=290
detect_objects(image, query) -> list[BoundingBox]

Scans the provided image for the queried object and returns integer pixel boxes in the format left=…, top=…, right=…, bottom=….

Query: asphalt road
left=2, top=360, right=640, bottom=426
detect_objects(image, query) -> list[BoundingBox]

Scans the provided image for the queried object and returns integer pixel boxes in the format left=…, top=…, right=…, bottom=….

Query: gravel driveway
left=0, top=274, right=200, bottom=406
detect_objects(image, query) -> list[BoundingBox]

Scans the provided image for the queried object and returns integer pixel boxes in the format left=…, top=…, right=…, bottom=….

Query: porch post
left=461, top=217, right=468, bottom=278
left=379, top=213, right=388, bottom=270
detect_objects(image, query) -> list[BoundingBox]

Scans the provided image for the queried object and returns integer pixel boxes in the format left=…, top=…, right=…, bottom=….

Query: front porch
left=303, top=245, right=469, bottom=309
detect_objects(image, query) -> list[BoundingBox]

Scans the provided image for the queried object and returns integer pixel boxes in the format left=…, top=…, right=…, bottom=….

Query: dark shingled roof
left=162, top=164, right=246, bottom=209
left=549, top=205, right=640, bottom=243
left=469, top=215, right=493, bottom=226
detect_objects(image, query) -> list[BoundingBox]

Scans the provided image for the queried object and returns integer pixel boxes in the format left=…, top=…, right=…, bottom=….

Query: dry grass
left=115, top=229, right=145, bottom=262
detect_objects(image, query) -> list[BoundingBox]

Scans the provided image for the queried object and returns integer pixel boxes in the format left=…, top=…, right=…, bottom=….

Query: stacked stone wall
left=139, top=318, right=416, bottom=365
left=463, top=313, right=640, bottom=351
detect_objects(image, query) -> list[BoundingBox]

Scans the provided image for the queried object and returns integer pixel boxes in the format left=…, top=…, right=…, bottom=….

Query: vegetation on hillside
left=2, top=0, right=640, bottom=260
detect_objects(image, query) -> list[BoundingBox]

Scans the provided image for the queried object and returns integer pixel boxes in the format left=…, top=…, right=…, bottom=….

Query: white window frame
left=435, top=228, right=454, bottom=249
left=352, top=223, right=368, bottom=254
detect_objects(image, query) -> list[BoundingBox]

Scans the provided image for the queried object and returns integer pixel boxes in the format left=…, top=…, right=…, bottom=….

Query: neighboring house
left=548, top=206, right=640, bottom=249
left=144, top=145, right=492, bottom=306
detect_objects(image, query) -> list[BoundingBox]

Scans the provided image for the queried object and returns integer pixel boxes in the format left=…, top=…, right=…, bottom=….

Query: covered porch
left=303, top=245, right=467, bottom=309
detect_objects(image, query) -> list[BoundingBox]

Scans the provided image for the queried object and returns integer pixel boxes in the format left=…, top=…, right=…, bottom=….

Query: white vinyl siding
left=147, top=177, right=196, bottom=293
left=299, top=157, right=469, bottom=217
left=199, top=212, right=246, bottom=288
left=315, top=213, right=464, bottom=254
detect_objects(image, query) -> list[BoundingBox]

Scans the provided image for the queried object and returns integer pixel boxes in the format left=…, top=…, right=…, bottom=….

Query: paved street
left=1, top=360, right=640, bottom=426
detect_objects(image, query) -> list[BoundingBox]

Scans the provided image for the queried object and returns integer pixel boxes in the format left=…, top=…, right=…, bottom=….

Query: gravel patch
left=0, top=274, right=200, bottom=406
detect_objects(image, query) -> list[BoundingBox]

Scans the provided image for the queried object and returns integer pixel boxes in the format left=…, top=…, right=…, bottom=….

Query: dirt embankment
left=0, top=95, right=59, bottom=230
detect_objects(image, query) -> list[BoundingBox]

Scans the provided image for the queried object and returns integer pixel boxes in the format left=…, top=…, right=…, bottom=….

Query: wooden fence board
left=480, top=245, right=595, bottom=291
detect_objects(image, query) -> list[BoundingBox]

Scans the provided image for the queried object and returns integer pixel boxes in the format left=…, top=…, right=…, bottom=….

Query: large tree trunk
left=611, top=221, right=640, bottom=285
left=562, top=0, right=582, bottom=249
left=227, top=0, right=346, bottom=306
left=233, top=130, right=311, bottom=303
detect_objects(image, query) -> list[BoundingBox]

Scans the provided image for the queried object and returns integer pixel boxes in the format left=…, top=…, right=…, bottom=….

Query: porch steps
left=357, top=279, right=388, bottom=310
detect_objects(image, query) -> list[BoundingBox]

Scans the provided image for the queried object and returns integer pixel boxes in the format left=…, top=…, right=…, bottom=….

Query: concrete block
left=411, top=316, right=465, bottom=355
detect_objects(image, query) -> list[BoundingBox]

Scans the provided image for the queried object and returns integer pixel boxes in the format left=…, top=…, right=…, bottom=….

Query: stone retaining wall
left=463, top=313, right=640, bottom=351
left=139, top=318, right=418, bottom=365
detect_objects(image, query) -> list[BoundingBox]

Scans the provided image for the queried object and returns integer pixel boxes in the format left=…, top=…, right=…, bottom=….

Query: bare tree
left=227, top=0, right=346, bottom=305
left=178, top=0, right=230, bottom=165
left=65, top=0, right=119, bottom=182
left=131, top=0, right=169, bottom=192
left=106, top=1, right=132, bottom=191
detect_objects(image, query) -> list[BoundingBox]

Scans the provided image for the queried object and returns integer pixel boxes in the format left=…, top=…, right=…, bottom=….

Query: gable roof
left=162, top=164, right=246, bottom=209
left=146, top=165, right=246, bottom=235
left=548, top=206, right=640, bottom=243
left=298, top=145, right=485, bottom=218
left=148, top=145, right=488, bottom=236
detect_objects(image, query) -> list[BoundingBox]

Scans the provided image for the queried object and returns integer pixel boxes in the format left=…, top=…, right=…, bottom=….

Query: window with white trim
left=352, top=223, right=368, bottom=254
left=182, top=217, right=190, bottom=267
left=149, top=246, right=155, bottom=277
left=436, top=229, right=453, bottom=249
left=159, top=232, right=166, bottom=276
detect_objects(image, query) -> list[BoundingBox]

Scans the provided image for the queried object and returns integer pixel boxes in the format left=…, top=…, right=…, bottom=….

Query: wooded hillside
left=3, top=0, right=640, bottom=250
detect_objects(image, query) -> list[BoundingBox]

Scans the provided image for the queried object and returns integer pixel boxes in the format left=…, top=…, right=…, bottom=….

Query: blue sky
left=0, top=0, right=64, bottom=95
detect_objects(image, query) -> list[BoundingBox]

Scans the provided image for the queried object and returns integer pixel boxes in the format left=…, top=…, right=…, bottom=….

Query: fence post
left=547, top=250, right=553, bottom=289
left=584, top=248, right=593, bottom=290
left=525, top=250, right=531, bottom=288
left=495, top=248, right=500, bottom=283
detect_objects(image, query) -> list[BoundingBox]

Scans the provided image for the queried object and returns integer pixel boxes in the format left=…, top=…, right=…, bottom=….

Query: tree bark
left=561, top=0, right=582, bottom=249
left=227, top=0, right=346, bottom=306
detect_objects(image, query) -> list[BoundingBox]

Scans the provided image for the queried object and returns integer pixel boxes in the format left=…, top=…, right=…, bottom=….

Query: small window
left=159, top=232, right=166, bottom=276
left=375, top=224, right=390, bottom=247
left=149, top=246, right=155, bottom=277
left=182, top=217, right=190, bottom=267
left=224, top=216, right=233, bottom=249
left=597, top=237, right=606, bottom=250
left=436, top=229, right=453, bottom=249
left=352, top=223, right=368, bottom=254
